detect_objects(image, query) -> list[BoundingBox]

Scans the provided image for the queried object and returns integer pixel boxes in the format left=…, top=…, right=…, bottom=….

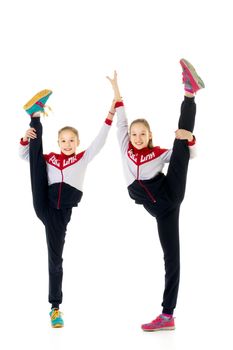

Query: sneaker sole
left=52, top=323, right=64, bottom=328
left=23, top=89, right=52, bottom=110
left=180, top=59, right=205, bottom=90
left=142, top=326, right=175, bottom=332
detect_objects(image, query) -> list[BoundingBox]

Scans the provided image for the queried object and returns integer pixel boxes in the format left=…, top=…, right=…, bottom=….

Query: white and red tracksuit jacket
left=19, top=118, right=112, bottom=209
left=115, top=101, right=196, bottom=203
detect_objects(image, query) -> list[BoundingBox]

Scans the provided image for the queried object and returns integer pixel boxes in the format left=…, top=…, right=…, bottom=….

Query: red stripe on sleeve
left=20, top=138, right=29, bottom=146
left=188, top=135, right=196, bottom=146
left=105, top=118, right=113, bottom=125
left=115, top=101, right=124, bottom=108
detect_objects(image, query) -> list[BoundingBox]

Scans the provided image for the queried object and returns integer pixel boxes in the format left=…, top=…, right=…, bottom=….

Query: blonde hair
left=58, top=126, right=79, bottom=139
left=129, top=118, right=154, bottom=149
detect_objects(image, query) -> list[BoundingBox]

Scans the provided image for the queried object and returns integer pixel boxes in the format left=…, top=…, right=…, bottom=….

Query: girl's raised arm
left=107, top=71, right=129, bottom=154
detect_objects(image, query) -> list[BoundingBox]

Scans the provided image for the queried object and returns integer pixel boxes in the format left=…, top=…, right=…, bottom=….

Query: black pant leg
left=178, top=96, right=196, bottom=132
left=166, top=97, right=196, bottom=203
left=156, top=206, right=180, bottom=314
left=45, top=207, right=72, bottom=308
left=29, top=117, right=48, bottom=221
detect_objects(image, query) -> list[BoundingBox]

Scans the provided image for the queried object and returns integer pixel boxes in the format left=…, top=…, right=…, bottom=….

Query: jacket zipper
left=57, top=170, right=64, bottom=209
left=137, top=164, right=156, bottom=203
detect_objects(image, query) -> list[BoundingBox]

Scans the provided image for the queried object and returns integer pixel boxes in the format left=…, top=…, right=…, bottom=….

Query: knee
left=33, top=204, right=46, bottom=223
left=164, top=251, right=180, bottom=267
left=177, top=191, right=185, bottom=204
left=49, top=262, right=63, bottom=275
left=49, top=257, right=63, bottom=274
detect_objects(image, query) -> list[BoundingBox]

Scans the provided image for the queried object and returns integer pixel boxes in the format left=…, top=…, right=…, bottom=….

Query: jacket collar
left=60, top=152, right=76, bottom=159
left=129, top=142, right=152, bottom=155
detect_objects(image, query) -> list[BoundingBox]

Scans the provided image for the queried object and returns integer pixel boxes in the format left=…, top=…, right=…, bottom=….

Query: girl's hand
left=175, top=129, right=193, bottom=142
left=106, top=70, right=122, bottom=101
left=23, top=128, right=37, bottom=141
left=106, top=70, right=118, bottom=88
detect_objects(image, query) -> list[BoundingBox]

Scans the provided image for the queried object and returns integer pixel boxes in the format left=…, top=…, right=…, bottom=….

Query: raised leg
left=166, top=97, right=196, bottom=203
left=29, top=117, right=48, bottom=222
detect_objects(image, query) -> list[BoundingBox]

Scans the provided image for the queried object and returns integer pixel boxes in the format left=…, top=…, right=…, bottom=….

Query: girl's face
left=58, top=130, right=80, bottom=156
left=129, top=122, right=152, bottom=150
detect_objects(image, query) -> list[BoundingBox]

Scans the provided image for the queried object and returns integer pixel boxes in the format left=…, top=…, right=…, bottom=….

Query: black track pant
left=29, top=117, right=72, bottom=309
left=144, top=96, right=196, bottom=315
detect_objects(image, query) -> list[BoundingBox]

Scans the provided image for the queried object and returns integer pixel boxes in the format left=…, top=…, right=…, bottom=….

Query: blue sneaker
left=23, top=89, right=52, bottom=116
left=49, top=308, right=64, bottom=328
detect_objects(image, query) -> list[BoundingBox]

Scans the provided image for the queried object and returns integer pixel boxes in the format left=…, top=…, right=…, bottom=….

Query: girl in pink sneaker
left=107, top=59, right=204, bottom=331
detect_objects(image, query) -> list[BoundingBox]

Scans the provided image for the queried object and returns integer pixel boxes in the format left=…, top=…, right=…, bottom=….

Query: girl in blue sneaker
left=107, top=59, right=204, bottom=331
left=19, top=89, right=115, bottom=327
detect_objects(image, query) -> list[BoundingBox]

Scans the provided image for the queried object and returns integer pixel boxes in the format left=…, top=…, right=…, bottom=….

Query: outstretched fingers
left=106, top=70, right=118, bottom=84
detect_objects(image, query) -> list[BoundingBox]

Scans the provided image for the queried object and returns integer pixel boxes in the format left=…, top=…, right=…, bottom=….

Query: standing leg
left=156, top=207, right=180, bottom=314
left=45, top=208, right=72, bottom=309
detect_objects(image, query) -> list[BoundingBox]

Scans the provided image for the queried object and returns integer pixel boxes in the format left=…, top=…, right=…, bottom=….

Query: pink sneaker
left=180, top=58, right=205, bottom=93
left=141, top=314, right=175, bottom=331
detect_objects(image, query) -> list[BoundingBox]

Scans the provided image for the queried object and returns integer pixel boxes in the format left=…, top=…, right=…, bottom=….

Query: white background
left=0, top=0, right=232, bottom=349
